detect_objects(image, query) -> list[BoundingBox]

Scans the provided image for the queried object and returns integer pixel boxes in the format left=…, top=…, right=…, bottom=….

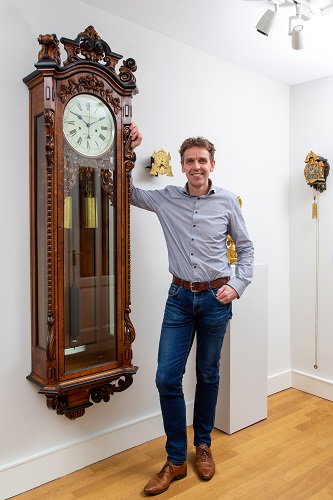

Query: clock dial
left=63, top=94, right=115, bottom=157
left=306, top=164, right=319, bottom=182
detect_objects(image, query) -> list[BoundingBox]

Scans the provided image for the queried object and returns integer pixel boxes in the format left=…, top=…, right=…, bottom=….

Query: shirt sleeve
left=227, top=195, right=254, bottom=298
left=129, top=175, right=162, bottom=213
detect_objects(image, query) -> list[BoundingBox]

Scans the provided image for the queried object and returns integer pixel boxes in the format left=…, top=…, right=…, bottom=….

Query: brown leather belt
left=172, top=276, right=229, bottom=292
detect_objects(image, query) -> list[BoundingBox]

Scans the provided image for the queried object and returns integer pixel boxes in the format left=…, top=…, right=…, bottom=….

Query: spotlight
left=256, top=9, right=278, bottom=36
left=291, top=24, right=305, bottom=50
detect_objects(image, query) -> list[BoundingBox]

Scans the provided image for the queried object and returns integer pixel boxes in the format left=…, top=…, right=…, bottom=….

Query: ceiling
left=77, top=0, right=333, bottom=85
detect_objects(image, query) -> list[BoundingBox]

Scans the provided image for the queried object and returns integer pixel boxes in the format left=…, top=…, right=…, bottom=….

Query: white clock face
left=63, top=94, right=115, bottom=157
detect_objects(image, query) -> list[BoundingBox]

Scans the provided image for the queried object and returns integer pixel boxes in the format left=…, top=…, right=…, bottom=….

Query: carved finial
left=119, top=58, right=138, bottom=88
left=37, top=33, right=61, bottom=66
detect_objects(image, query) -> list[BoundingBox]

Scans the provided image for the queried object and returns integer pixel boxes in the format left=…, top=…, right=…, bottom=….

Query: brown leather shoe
left=196, top=445, right=215, bottom=481
left=144, top=461, right=187, bottom=496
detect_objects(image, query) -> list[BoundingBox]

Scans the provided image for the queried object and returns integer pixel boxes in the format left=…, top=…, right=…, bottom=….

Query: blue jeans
left=155, top=283, right=232, bottom=465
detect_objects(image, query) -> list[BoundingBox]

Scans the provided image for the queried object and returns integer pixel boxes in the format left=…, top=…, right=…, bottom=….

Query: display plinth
left=215, top=264, right=268, bottom=434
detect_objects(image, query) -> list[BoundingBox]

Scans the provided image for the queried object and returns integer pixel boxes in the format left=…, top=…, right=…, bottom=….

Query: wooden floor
left=12, top=389, right=333, bottom=500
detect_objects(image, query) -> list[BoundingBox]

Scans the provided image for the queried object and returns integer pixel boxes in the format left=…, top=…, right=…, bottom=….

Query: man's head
left=179, top=137, right=216, bottom=196
left=179, top=137, right=216, bottom=165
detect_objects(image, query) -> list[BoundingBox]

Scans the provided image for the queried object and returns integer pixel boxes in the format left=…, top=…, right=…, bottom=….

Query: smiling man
left=129, top=124, right=254, bottom=496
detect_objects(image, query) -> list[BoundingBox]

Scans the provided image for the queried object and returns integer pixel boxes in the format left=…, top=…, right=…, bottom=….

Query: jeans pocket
left=210, top=288, right=232, bottom=310
left=210, top=288, right=223, bottom=304
left=168, top=283, right=180, bottom=297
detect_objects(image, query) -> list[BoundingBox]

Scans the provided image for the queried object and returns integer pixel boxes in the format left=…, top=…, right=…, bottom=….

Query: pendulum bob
left=64, top=195, right=72, bottom=228
left=85, top=196, right=98, bottom=228
left=312, top=196, right=318, bottom=219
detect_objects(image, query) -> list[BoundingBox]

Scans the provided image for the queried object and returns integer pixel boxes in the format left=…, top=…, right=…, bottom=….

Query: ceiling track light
left=256, top=1, right=281, bottom=36
left=255, top=0, right=313, bottom=50
left=289, top=2, right=308, bottom=50
left=291, top=24, right=305, bottom=49
left=256, top=7, right=279, bottom=36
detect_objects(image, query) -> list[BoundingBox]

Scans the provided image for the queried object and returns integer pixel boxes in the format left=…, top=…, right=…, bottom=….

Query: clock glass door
left=62, top=126, right=117, bottom=373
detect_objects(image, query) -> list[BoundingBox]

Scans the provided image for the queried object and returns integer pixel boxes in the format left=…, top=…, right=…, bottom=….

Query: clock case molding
left=23, top=27, right=138, bottom=419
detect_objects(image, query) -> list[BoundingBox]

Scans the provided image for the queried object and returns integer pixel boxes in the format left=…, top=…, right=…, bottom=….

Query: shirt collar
left=182, top=179, right=215, bottom=196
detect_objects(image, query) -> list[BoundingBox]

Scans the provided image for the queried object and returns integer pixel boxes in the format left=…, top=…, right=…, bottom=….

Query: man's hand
left=215, top=285, right=238, bottom=304
left=130, top=122, right=142, bottom=150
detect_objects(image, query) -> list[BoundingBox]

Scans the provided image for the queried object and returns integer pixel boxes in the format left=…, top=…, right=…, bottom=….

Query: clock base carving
left=28, top=368, right=138, bottom=420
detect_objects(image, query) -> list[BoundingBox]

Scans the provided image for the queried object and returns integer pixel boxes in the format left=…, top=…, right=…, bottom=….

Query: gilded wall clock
left=23, top=26, right=139, bottom=419
left=304, top=150, right=330, bottom=193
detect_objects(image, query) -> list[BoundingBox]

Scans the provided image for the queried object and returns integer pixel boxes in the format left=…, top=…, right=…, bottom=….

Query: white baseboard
left=292, top=370, right=333, bottom=402
left=267, top=369, right=333, bottom=402
left=267, top=370, right=292, bottom=395
left=1, top=405, right=193, bottom=500
left=1, top=415, right=163, bottom=499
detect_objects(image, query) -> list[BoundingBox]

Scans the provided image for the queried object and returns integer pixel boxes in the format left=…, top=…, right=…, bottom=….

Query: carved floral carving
left=90, top=376, right=134, bottom=404
left=100, top=170, right=115, bottom=205
left=58, top=75, right=121, bottom=114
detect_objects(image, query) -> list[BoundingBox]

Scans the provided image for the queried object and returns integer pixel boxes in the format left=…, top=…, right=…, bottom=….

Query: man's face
left=181, top=146, right=215, bottom=195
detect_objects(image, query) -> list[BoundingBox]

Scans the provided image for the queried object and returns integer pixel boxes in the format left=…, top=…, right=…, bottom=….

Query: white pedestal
left=214, top=264, right=268, bottom=434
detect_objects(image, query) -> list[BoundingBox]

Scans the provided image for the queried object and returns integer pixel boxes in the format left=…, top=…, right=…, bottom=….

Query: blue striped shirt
left=130, top=179, right=254, bottom=297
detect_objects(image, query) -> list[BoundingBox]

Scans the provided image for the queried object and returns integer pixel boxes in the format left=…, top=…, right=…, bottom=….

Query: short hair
left=179, top=137, right=216, bottom=164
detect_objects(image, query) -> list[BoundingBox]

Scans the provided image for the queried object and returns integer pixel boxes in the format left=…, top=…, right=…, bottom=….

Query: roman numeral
left=76, top=102, right=82, bottom=111
left=67, top=121, right=75, bottom=125
left=87, top=141, right=90, bottom=150
left=99, top=134, right=106, bottom=141
left=101, top=126, right=107, bottom=130
left=77, top=137, right=82, bottom=146
left=69, top=129, right=77, bottom=136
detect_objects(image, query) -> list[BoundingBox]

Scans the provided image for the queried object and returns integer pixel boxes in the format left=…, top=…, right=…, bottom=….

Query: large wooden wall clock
left=23, top=26, right=138, bottom=419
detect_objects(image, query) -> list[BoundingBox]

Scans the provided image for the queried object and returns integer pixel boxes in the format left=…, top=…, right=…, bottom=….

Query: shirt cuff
left=227, top=277, right=247, bottom=298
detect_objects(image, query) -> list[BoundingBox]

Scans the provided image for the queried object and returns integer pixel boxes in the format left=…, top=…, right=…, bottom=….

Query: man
left=129, top=123, right=254, bottom=496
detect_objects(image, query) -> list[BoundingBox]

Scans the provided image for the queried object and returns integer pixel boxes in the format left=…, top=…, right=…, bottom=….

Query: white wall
left=290, top=76, right=333, bottom=400
left=1, top=0, right=290, bottom=497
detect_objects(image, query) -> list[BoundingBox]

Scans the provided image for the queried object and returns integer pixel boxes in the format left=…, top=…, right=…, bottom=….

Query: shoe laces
left=160, top=463, right=173, bottom=476
left=198, top=447, right=209, bottom=462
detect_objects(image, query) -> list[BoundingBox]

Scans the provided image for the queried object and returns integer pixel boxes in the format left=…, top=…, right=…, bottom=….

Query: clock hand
left=88, top=116, right=106, bottom=127
left=69, top=110, right=89, bottom=126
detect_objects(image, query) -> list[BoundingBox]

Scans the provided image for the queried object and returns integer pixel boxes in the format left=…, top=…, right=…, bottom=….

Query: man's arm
left=216, top=196, right=254, bottom=304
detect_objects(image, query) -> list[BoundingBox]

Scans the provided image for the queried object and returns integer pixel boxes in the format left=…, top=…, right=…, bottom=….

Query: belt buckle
left=190, top=281, right=200, bottom=292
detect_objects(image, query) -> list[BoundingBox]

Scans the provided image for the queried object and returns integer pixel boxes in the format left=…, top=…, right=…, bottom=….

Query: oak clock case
left=23, top=27, right=138, bottom=419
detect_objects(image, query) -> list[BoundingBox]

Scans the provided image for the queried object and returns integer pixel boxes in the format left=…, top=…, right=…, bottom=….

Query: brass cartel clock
left=304, top=150, right=330, bottom=193
left=23, top=27, right=139, bottom=419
